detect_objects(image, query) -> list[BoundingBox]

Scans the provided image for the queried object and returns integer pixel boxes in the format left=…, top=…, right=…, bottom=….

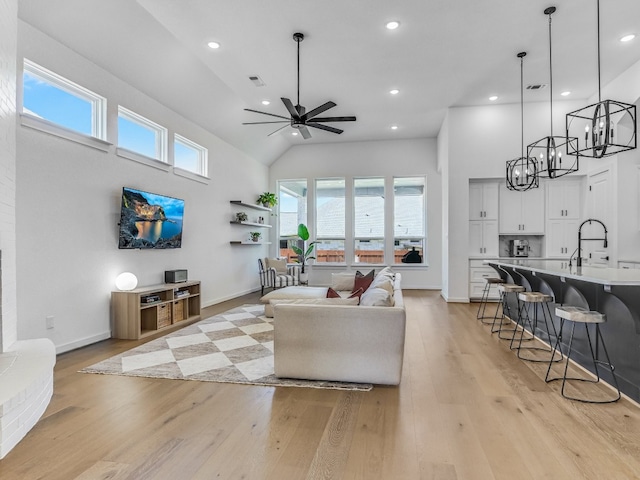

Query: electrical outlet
left=46, top=316, right=54, bottom=329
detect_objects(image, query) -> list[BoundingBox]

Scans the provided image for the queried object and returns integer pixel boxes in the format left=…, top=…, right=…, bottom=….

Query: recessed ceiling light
left=489, top=95, right=498, bottom=101
left=261, top=100, right=270, bottom=105
left=620, top=34, right=636, bottom=42
left=561, top=91, right=571, bottom=96
left=291, top=131, right=299, bottom=136
left=389, top=89, right=400, bottom=95
left=207, top=41, right=220, bottom=49
left=391, top=125, right=398, bottom=130
left=386, top=21, right=400, bottom=30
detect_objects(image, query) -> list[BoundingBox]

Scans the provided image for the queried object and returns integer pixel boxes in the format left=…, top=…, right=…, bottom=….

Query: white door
left=585, top=169, right=612, bottom=266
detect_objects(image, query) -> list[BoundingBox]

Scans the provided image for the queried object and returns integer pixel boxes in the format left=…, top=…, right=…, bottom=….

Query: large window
left=278, top=179, right=308, bottom=262
left=354, top=177, right=385, bottom=264
left=117, top=106, right=167, bottom=162
left=174, top=134, right=208, bottom=177
left=22, top=59, right=106, bottom=140
left=393, top=177, right=425, bottom=264
left=315, top=178, right=345, bottom=263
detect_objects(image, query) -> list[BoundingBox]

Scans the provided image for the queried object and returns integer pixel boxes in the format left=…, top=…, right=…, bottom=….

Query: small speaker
left=165, top=269, right=187, bottom=283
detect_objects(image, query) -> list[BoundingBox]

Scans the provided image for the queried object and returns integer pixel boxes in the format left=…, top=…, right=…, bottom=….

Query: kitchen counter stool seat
left=511, top=291, right=562, bottom=363
left=477, top=277, right=505, bottom=324
left=545, top=306, right=621, bottom=403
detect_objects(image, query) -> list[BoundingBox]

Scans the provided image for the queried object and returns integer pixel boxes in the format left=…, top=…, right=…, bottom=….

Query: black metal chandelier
left=527, top=6, right=579, bottom=179
left=566, top=0, right=637, bottom=158
left=506, top=52, right=539, bottom=191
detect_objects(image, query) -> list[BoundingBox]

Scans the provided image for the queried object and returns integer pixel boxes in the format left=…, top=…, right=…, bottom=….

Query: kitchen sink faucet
left=576, top=219, right=608, bottom=267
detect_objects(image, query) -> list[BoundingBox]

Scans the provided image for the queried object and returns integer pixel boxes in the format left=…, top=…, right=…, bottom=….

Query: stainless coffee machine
left=509, top=239, right=530, bottom=257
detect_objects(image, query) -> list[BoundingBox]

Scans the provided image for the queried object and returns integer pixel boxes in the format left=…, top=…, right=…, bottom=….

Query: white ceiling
left=18, top=0, right=640, bottom=165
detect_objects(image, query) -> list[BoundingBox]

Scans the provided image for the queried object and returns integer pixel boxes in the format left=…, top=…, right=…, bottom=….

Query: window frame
left=117, top=106, right=168, bottom=166
left=21, top=59, right=109, bottom=150
left=353, top=176, right=386, bottom=265
left=393, top=175, right=427, bottom=266
left=315, top=177, right=346, bottom=265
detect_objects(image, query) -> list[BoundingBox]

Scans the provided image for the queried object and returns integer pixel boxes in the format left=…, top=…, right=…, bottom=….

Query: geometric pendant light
left=566, top=0, right=637, bottom=158
left=527, top=6, right=579, bottom=179
left=506, top=52, right=539, bottom=191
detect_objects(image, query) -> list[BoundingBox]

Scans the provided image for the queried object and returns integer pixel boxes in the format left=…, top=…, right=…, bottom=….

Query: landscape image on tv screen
left=118, top=187, right=184, bottom=249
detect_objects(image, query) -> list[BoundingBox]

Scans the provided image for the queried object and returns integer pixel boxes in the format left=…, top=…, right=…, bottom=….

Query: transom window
left=22, top=59, right=106, bottom=140
left=117, top=106, right=167, bottom=162
left=174, top=134, right=208, bottom=177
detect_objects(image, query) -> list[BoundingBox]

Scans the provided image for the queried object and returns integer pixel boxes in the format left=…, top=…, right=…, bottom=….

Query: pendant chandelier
left=566, top=0, right=637, bottom=158
left=527, top=6, right=579, bottom=179
left=506, top=52, right=539, bottom=191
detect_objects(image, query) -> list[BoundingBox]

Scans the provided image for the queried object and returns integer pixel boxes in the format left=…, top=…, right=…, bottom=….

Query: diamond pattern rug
left=81, top=304, right=372, bottom=391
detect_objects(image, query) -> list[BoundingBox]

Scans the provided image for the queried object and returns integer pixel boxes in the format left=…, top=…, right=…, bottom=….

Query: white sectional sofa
left=267, top=269, right=406, bottom=385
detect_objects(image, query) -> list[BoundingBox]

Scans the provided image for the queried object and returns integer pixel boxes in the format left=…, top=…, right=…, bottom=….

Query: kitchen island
left=487, top=259, right=640, bottom=402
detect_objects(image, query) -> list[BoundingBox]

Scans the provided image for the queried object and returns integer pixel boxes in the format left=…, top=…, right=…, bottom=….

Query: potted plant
left=235, top=211, right=248, bottom=222
left=290, top=223, right=317, bottom=283
left=249, top=231, right=262, bottom=242
left=257, top=192, right=277, bottom=208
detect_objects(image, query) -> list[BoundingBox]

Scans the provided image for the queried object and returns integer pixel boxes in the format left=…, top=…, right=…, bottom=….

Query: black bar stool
left=477, top=277, right=504, bottom=324
left=545, top=306, right=621, bottom=403
left=511, top=292, right=562, bottom=363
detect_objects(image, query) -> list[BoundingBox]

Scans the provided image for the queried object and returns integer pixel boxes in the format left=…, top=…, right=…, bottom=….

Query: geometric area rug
left=80, top=304, right=372, bottom=392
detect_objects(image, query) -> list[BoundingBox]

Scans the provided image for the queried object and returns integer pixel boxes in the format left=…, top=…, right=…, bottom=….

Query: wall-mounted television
left=118, top=187, right=184, bottom=249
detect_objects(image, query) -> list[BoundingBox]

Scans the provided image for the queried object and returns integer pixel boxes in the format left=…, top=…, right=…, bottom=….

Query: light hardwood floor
left=2, top=290, right=640, bottom=479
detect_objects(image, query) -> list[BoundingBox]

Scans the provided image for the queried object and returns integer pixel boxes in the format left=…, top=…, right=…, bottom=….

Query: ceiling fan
left=242, top=32, right=356, bottom=139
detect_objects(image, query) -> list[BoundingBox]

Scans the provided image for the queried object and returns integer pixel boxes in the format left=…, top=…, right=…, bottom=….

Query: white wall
left=0, top=0, right=18, bottom=351
left=16, top=22, right=269, bottom=353
left=269, top=138, right=441, bottom=289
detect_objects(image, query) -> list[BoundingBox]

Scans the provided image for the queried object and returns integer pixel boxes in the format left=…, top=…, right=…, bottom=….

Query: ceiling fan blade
left=310, top=116, right=357, bottom=122
left=307, top=122, right=343, bottom=134
left=304, top=101, right=336, bottom=121
left=281, top=98, right=301, bottom=120
left=268, top=125, right=289, bottom=136
left=242, top=121, right=289, bottom=125
left=298, top=126, right=312, bottom=139
left=244, top=108, right=290, bottom=120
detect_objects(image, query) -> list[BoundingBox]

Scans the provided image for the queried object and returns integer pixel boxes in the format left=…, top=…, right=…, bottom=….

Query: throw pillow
left=360, top=287, right=394, bottom=307
left=353, top=269, right=375, bottom=294
left=331, top=272, right=356, bottom=291
left=326, top=287, right=341, bottom=298
left=266, top=258, right=288, bottom=274
left=348, top=287, right=364, bottom=304
left=370, top=275, right=394, bottom=294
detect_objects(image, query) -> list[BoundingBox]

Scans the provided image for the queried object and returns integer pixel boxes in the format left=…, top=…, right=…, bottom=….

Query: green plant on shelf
left=256, top=192, right=277, bottom=208
left=249, top=231, right=262, bottom=242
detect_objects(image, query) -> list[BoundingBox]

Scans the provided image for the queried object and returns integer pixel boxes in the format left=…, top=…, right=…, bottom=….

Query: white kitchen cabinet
left=546, top=179, right=582, bottom=220
left=469, top=182, right=499, bottom=221
left=546, top=219, right=579, bottom=258
left=469, top=220, right=499, bottom=257
left=469, top=259, right=500, bottom=300
left=499, top=184, right=545, bottom=234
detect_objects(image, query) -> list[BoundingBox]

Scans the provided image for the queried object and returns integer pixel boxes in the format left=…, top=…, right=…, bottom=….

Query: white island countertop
left=487, top=259, right=640, bottom=286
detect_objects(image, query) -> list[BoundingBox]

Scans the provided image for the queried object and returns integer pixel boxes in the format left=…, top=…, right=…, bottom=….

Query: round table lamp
left=115, top=272, right=138, bottom=291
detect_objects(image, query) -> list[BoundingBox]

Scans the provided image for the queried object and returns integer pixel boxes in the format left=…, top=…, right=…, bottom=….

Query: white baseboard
left=55, top=331, right=111, bottom=354
left=440, top=291, right=469, bottom=303
left=202, top=287, right=262, bottom=309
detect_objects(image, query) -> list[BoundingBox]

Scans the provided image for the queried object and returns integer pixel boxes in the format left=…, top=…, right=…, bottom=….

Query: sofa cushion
left=265, top=297, right=359, bottom=317
left=265, top=257, right=288, bottom=274
left=360, top=286, right=394, bottom=307
left=376, top=266, right=395, bottom=279
left=260, top=286, right=328, bottom=304
left=353, top=269, right=375, bottom=293
left=370, top=274, right=394, bottom=294
left=331, top=272, right=355, bottom=291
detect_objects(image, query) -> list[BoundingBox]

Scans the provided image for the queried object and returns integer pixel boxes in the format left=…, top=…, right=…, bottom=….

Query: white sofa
left=272, top=271, right=406, bottom=385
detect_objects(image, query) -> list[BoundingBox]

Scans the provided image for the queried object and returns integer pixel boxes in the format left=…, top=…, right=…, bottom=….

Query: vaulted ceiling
left=18, top=0, right=640, bottom=165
